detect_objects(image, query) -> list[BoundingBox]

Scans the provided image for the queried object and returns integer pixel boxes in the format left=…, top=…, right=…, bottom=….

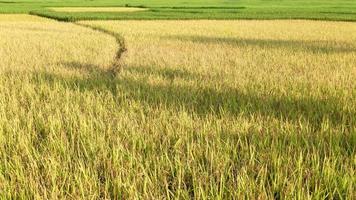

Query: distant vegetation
left=1, top=0, right=356, bottom=21
left=48, top=7, right=148, bottom=13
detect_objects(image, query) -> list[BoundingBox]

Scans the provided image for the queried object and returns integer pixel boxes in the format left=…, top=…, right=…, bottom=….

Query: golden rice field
left=48, top=7, right=148, bottom=12
left=0, top=14, right=356, bottom=199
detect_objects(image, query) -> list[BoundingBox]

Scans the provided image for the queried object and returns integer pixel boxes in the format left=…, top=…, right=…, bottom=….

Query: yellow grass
left=81, top=20, right=356, bottom=93
left=0, top=15, right=355, bottom=198
left=0, top=14, right=47, bottom=22
left=48, top=7, right=148, bottom=12
left=0, top=15, right=116, bottom=72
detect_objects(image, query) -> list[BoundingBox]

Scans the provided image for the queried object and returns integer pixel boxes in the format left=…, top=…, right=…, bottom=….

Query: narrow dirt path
left=25, top=13, right=128, bottom=75
left=74, top=22, right=127, bottom=75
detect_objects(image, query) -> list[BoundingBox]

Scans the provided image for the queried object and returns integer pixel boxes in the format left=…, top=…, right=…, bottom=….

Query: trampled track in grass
left=0, top=14, right=355, bottom=198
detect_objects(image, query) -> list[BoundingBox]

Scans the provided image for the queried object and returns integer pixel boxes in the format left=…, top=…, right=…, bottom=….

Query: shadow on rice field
left=164, top=35, right=356, bottom=54
left=1, top=17, right=355, bottom=198
left=29, top=61, right=354, bottom=132
left=4, top=63, right=354, bottom=198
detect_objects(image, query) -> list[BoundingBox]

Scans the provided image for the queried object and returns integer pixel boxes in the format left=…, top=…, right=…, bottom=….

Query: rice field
left=0, top=14, right=355, bottom=199
left=48, top=7, right=148, bottom=13
left=3, top=0, right=356, bottom=21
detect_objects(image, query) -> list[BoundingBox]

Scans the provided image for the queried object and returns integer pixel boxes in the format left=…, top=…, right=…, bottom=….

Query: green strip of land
left=1, top=0, right=356, bottom=21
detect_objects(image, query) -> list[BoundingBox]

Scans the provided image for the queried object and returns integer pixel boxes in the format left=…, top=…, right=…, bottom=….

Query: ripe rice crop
left=48, top=7, right=148, bottom=13
left=0, top=15, right=355, bottom=198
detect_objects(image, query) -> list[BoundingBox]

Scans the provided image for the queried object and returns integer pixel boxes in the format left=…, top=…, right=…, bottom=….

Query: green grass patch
left=2, top=0, right=356, bottom=21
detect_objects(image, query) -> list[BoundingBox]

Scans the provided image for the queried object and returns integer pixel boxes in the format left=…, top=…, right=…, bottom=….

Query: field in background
left=1, top=0, right=356, bottom=21
left=0, top=14, right=355, bottom=198
left=48, top=7, right=148, bottom=13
